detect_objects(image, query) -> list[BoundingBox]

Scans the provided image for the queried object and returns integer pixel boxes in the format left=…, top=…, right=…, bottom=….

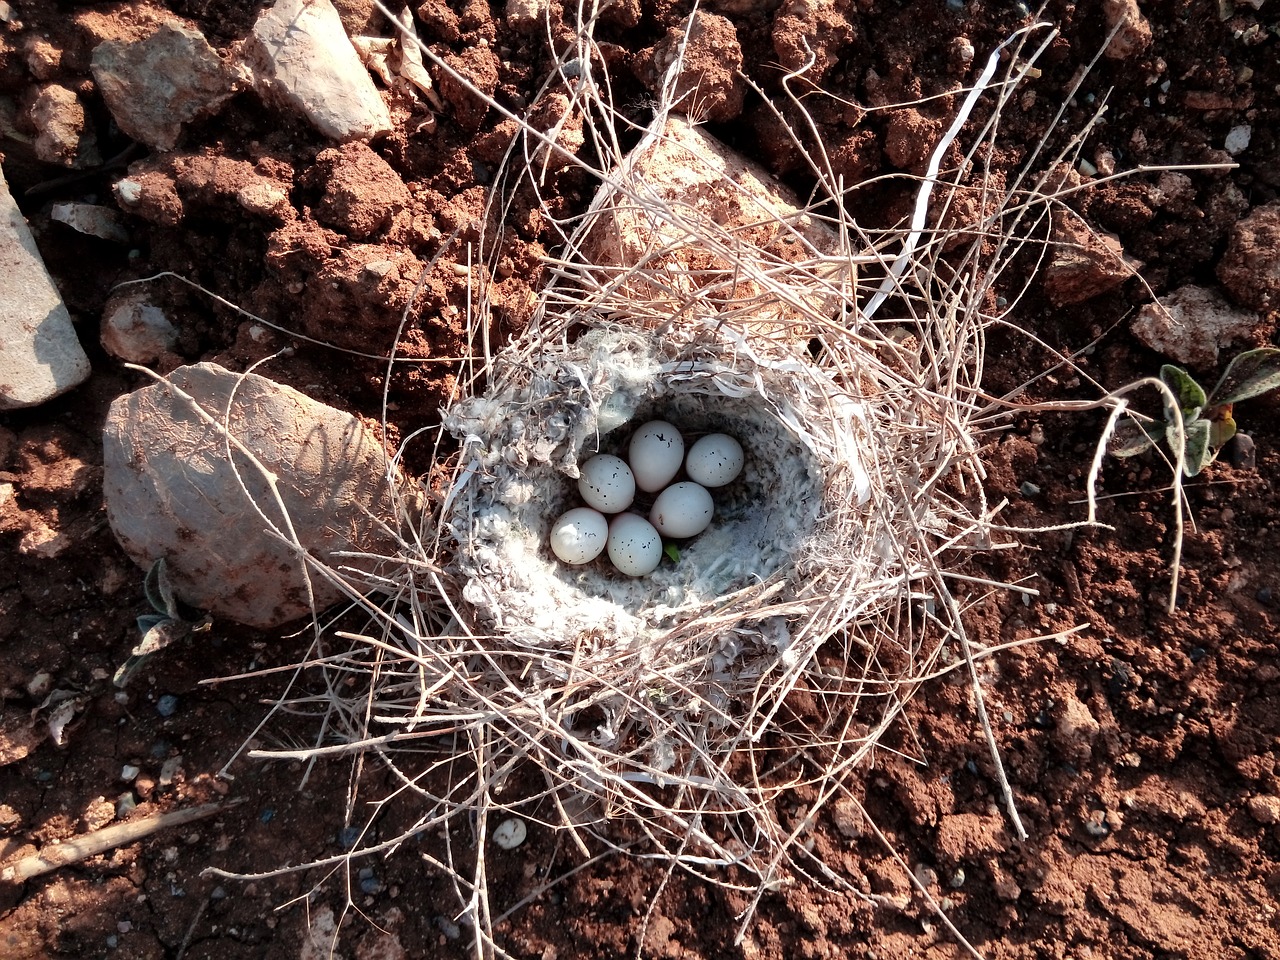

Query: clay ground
left=3, top=0, right=1280, bottom=957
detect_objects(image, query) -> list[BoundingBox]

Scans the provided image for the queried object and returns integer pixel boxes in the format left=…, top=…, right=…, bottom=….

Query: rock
left=101, top=291, right=180, bottom=363
left=241, top=0, right=392, bottom=142
left=1225, top=124, right=1252, bottom=157
left=580, top=115, right=844, bottom=340
left=1216, top=202, right=1280, bottom=312
left=0, top=168, right=91, bottom=410
left=504, top=0, right=549, bottom=31
left=91, top=22, right=238, bottom=151
left=1102, top=0, right=1152, bottom=60
left=102, top=363, right=421, bottom=628
left=1130, top=285, right=1265, bottom=368
left=28, top=84, right=101, bottom=169
left=772, top=0, right=855, bottom=84
left=644, top=11, right=745, bottom=123
left=49, top=202, right=130, bottom=243
left=311, top=142, right=410, bottom=239
left=1042, top=214, right=1133, bottom=307
left=1246, top=794, right=1280, bottom=825
left=437, top=45, right=500, bottom=132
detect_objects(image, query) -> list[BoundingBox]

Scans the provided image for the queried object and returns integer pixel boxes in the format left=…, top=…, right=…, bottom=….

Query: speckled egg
left=628, top=420, right=685, bottom=492
left=685, top=433, right=744, bottom=488
left=578, top=454, right=636, bottom=513
left=549, top=507, right=609, bottom=565
left=607, top=513, right=663, bottom=576
left=649, top=481, right=714, bottom=539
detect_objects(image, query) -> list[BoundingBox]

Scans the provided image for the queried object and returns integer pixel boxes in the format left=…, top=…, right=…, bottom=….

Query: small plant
left=113, top=558, right=211, bottom=688
left=1111, top=347, right=1280, bottom=476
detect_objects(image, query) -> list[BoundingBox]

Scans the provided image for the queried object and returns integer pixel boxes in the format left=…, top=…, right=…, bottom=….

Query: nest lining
left=443, top=322, right=873, bottom=658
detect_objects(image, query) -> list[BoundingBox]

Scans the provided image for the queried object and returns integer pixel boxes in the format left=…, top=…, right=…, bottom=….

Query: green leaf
left=1110, top=419, right=1166, bottom=457
left=1179, top=418, right=1214, bottom=477
left=1159, top=364, right=1206, bottom=420
left=1207, top=347, right=1280, bottom=406
left=663, top=544, right=680, bottom=563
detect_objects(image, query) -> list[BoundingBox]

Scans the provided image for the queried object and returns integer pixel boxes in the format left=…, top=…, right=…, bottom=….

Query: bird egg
left=685, top=434, right=744, bottom=488
left=578, top=454, right=635, bottom=513
left=627, top=420, right=685, bottom=492
left=649, top=482, right=714, bottom=539
left=549, top=507, right=609, bottom=564
left=607, top=513, right=663, bottom=576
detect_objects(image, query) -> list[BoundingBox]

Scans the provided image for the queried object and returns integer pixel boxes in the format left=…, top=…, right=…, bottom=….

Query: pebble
left=1246, top=795, right=1280, bottom=825
left=158, top=755, right=183, bottom=787
left=1225, top=125, right=1252, bottom=156
left=1130, top=285, right=1261, bottom=367
left=241, top=0, right=392, bottom=142
left=100, top=291, right=180, bottom=363
left=28, top=84, right=101, bottom=168
left=0, top=167, right=91, bottom=410
left=50, top=202, right=130, bottom=243
left=116, top=793, right=137, bottom=818
left=338, top=826, right=362, bottom=849
left=1224, top=433, right=1256, bottom=471
left=121, top=764, right=140, bottom=781
left=156, top=694, right=179, bottom=717
left=91, top=22, right=237, bottom=151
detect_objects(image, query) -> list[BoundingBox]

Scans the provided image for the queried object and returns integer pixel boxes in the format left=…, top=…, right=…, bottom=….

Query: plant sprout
left=1111, top=347, right=1280, bottom=476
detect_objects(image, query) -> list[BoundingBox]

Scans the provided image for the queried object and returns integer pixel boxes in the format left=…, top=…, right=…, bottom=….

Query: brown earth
left=3, top=1, right=1280, bottom=958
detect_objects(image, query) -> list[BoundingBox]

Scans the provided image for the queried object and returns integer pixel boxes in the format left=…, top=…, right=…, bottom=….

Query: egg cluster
left=549, top=421, right=745, bottom=576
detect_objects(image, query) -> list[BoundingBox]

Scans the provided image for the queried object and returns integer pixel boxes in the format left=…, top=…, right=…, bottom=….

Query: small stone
left=50, top=203, right=131, bottom=243
left=116, top=793, right=137, bottom=818
left=156, top=694, right=179, bottom=717
left=28, top=84, right=102, bottom=168
left=1224, top=433, right=1256, bottom=470
left=1225, top=125, right=1252, bottom=156
left=1130, top=285, right=1264, bottom=368
left=101, top=291, right=180, bottom=363
left=158, top=755, right=183, bottom=787
left=1102, top=0, right=1152, bottom=59
left=1217, top=202, right=1280, bottom=312
left=241, top=0, right=392, bottom=142
left=0, top=167, right=91, bottom=410
left=91, top=21, right=238, bottom=152
left=505, top=0, right=549, bottom=31
left=1246, top=795, right=1280, bottom=825
left=492, top=817, right=527, bottom=849
left=121, top=764, right=140, bottom=781
left=644, top=11, right=745, bottom=123
left=1019, top=481, right=1041, bottom=497
left=1042, top=214, right=1133, bottom=307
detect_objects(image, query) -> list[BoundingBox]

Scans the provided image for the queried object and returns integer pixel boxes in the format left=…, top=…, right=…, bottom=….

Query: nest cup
left=444, top=323, right=869, bottom=663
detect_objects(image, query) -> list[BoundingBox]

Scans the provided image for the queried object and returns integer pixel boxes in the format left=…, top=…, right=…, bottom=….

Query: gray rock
left=240, top=0, right=392, bottom=142
left=101, top=290, right=179, bottom=363
left=91, top=21, right=237, bottom=152
left=0, top=168, right=90, bottom=411
left=28, top=84, right=101, bottom=169
left=103, top=363, right=421, bottom=628
left=50, top=202, right=130, bottom=243
left=1131, top=285, right=1263, bottom=368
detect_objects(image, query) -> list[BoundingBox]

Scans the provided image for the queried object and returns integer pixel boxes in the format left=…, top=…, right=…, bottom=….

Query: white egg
left=578, top=454, right=635, bottom=513
left=607, top=513, right=663, bottom=576
left=628, top=420, right=685, bottom=492
left=649, top=481, right=714, bottom=539
left=685, top=433, right=744, bottom=488
left=549, top=507, right=609, bottom=564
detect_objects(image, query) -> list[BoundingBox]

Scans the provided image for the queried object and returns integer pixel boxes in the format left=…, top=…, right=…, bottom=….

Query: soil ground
left=3, top=1, right=1280, bottom=958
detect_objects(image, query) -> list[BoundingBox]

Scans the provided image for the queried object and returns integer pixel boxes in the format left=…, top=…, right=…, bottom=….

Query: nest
left=219, top=17, right=1091, bottom=951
